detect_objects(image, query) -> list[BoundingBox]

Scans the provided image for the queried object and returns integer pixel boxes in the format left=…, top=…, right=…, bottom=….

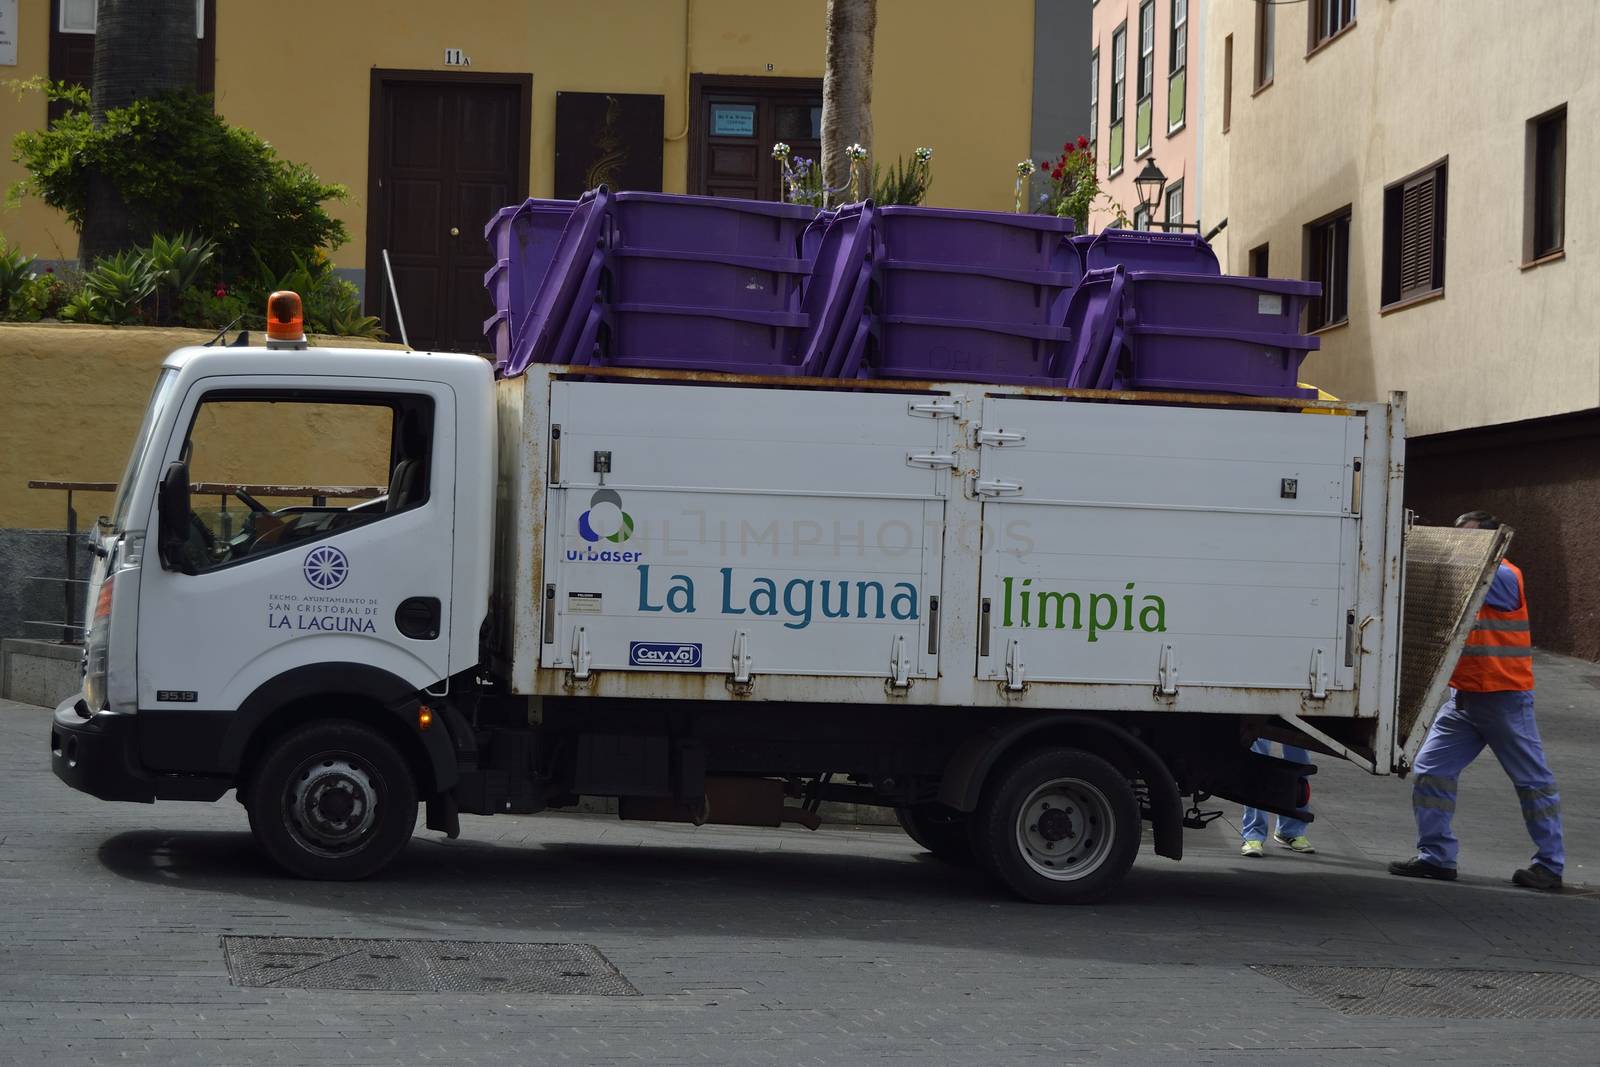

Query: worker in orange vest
left=1389, top=511, right=1565, bottom=891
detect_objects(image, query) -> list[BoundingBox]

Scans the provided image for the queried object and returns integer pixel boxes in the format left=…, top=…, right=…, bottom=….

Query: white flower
left=846, top=143, right=868, bottom=160
left=1016, top=159, right=1037, bottom=177
left=914, top=146, right=933, bottom=162
left=771, top=141, right=791, bottom=160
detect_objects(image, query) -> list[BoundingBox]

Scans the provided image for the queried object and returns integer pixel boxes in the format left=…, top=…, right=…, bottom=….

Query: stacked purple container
left=865, top=207, right=1077, bottom=384
left=482, top=198, right=576, bottom=364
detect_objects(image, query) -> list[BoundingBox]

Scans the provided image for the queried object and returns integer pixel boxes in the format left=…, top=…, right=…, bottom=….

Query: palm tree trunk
left=820, top=0, right=877, bottom=205
left=80, top=0, right=198, bottom=265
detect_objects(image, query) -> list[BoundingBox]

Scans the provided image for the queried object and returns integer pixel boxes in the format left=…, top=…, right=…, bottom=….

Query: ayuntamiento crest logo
left=303, top=545, right=349, bottom=590
left=578, top=488, right=635, bottom=544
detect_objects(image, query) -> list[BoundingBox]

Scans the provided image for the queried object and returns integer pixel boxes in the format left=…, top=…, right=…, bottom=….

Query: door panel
left=372, top=76, right=526, bottom=353
left=692, top=80, right=822, bottom=200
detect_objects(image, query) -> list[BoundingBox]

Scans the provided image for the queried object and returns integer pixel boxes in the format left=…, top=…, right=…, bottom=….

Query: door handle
left=449, top=226, right=460, bottom=237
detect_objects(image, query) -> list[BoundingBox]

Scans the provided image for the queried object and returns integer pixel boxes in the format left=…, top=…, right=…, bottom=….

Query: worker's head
left=1455, top=509, right=1501, bottom=530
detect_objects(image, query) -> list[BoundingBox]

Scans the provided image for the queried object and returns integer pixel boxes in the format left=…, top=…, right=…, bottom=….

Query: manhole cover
left=1255, top=965, right=1600, bottom=1018
left=223, top=936, right=638, bottom=996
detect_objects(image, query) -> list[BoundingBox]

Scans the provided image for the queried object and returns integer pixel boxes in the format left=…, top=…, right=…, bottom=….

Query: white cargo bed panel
left=498, top=367, right=1403, bottom=721
left=542, top=380, right=948, bottom=679
left=974, top=399, right=1364, bottom=690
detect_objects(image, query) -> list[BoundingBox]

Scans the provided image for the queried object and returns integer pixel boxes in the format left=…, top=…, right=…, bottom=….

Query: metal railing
left=24, top=479, right=386, bottom=645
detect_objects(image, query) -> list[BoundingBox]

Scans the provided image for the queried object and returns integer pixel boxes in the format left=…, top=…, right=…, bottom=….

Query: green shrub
left=146, top=231, right=217, bottom=325
left=10, top=84, right=348, bottom=279
left=0, top=240, right=35, bottom=314
left=78, top=249, right=159, bottom=324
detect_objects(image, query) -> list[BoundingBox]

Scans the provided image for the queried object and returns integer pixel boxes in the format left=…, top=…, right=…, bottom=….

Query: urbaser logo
left=629, top=641, right=702, bottom=668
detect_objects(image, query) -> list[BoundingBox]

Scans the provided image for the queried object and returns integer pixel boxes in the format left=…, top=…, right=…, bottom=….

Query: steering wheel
left=234, top=488, right=270, bottom=514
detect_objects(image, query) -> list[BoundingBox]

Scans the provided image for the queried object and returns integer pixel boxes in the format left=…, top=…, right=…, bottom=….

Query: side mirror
left=157, top=460, right=193, bottom=573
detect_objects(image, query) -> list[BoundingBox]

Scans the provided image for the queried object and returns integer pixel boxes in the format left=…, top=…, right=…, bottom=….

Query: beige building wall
left=1201, top=0, right=1600, bottom=437
left=1089, top=0, right=1199, bottom=230
left=0, top=0, right=1036, bottom=268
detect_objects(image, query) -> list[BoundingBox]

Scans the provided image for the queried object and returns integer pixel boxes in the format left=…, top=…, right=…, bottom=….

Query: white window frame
left=1165, top=180, right=1184, bottom=229
left=1089, top=48, right=1100, bottom=147
left=1138, top=0, right=1156, bottom=101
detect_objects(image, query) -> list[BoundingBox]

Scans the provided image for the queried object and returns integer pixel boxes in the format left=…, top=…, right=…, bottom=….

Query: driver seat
left=386, top=411, right=428, bottom=513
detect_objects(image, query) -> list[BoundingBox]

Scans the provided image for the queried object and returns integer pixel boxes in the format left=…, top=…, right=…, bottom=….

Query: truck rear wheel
left=895, top=804, right=976, bottom=867
left=973, top=747, right=1139, bottom=904
left=246, top=721, right=418, bottom=880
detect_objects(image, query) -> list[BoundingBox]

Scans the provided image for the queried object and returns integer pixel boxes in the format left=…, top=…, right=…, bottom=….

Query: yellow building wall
left=0, top=0, right=1036, bottom=269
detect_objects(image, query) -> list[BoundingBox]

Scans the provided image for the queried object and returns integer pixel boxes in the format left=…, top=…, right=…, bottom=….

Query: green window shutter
left=1136, top=98, right=1152, bottom=155
left=1109, top=122, right=1125, bottom=172
left=1168, top=69, right=1186, bottom=131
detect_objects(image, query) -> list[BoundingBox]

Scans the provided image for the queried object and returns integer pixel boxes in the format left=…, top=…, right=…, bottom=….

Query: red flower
left=214, top=285, right=227, bottom=298
left=44, top=266, right=54, bottom=274
left=1077, top=135, right=1090, bottom=149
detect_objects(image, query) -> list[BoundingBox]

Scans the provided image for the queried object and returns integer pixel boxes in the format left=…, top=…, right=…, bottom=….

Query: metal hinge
left=1156, top=643, right=1179, bottom=697
left=974, top=478, right=1023, bottom=497
left=727, top=629, right=754, bottom=695
left=907, top=451, right=959, bottom=470
left=907, top=398, right=961, bottom=418
left=887, top=633, right=912, bottom=691
left=1003, top=638, right=1026, bottom=692
left=1308, top=647, right=1330, bottom=699
left=568, top=625, right=592, bottom=686
left=974, top=426, right=1026, bottom=447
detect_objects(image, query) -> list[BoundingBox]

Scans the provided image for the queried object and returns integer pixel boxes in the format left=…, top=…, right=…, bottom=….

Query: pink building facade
left=1088, top=0, right=1200, bottom=232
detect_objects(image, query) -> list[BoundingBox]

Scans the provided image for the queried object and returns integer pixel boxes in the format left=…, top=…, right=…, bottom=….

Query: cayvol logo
left=303, top=545, right=349, bottom=590
left=578, top=488, right=635, bottom=544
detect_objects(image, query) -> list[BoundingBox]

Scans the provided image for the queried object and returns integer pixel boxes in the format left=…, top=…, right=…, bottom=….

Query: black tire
left=245, top=720, right=418, bottom=880
left=972, top=747, right=1140, bottom=904
left=895, top=804, right=977, bottom=867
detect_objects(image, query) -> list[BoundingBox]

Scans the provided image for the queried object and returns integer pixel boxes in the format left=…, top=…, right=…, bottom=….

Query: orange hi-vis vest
left=1450, top=560, right=1535, bottom=692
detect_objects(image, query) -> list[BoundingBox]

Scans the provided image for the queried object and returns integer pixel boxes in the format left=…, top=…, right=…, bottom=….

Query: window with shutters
left=1089, top=49, right=1100, bottom=148
left=1168, top=0, right=1188, bottom=133
left=1255, top=0, right=1275, bottom=91
left=1304, top=206, right=1351, bottom=330
left=1309, top=0, right=1356, bottom=53
left=48, top=0, right=216, bottom=124
left=1525, top=106, right=1566, bottom=264
left=1136, top=0, right=1155, bottom=156
left=1110, top=24, right=1127, bottom=177
left=1381, top=160, right=1447, bottom=309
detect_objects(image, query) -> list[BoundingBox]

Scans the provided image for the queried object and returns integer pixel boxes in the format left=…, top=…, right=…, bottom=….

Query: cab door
left=134, top=376, right=456, bottom=772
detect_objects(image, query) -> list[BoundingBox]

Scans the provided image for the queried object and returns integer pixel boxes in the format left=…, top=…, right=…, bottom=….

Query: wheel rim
left=1014, top=777, right=1116, bottom=881
left=283, top=752, right=382, bottom=858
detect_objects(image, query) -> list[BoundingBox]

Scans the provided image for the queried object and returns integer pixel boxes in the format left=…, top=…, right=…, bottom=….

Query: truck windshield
left=110, top=368, right=180, bottom=531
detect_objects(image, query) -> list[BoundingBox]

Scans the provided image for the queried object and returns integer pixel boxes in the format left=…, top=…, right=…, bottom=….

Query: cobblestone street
left=4, top=652, right=1598, bottom=1065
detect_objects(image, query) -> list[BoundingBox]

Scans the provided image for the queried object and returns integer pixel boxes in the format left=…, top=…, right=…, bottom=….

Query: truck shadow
left=94, top=825, right=1593, bottom=966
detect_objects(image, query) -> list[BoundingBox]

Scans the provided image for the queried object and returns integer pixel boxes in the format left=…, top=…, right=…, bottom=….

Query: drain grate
left=222, top=936, right=638, bottom=996
left=1255, top=965, right=1600, bottom=1019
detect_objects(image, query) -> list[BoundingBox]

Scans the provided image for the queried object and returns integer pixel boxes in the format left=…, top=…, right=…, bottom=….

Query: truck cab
left=52, top=336, right=494, bottom=872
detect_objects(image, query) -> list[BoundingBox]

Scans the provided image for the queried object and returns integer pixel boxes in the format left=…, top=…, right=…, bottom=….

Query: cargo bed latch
left=1155, top=643, right=1179, bottom=697
left=1003, top=639, right=1026, bottom=692
left=887, top=633, right=912, bottom=692
left=727, top=630, right=754, bottom=695
left=1308, top=647, right=1330, bottom=700
left=568, top=625, right=593, bottom=687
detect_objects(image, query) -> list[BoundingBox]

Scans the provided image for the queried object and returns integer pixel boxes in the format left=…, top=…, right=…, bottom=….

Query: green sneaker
left=1273, top=832, right=1316, bottom=854
left=1241, top=839, right=1264, bottom=858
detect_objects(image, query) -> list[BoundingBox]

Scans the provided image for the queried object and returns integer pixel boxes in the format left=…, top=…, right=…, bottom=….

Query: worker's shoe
left=1387, top=857, right=1457, bottom=881
left=1241, top=839, right=1264, bottom=858
left=1512, top=863, right=1563, bottom=892
left=1273, top=832, right=1316, bottom=854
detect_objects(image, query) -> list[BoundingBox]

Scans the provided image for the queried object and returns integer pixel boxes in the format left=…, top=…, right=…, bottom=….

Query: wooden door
left=368, top=72, right=531, bottom=354
left=690, top=76, right=823, bottom=201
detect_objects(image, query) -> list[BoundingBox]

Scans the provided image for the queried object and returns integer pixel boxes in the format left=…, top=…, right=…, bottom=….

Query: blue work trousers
left=1241, top=738, right=1310, bottom=842
left=1411, top=689, right=1565, bottom=876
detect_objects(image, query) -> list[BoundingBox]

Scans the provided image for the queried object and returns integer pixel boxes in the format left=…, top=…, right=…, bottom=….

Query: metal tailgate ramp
left=1394, top=523, right=1513, bottom=773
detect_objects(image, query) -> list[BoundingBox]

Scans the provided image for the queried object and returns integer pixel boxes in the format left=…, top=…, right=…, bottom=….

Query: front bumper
left=50, top=694, right=228, bottom=803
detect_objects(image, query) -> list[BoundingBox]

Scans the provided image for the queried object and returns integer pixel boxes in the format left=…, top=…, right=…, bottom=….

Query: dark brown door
left=368, top=73, right=530, bottom=353
left=691, top=76, right=822, bottom=200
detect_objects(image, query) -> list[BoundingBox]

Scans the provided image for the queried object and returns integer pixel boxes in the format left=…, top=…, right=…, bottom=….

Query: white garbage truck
left=49, top=309, right=1508, bottom=902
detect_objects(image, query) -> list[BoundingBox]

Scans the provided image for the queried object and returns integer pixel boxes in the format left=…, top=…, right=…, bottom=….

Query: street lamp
left=1134, top=157, right=1168, bottom=220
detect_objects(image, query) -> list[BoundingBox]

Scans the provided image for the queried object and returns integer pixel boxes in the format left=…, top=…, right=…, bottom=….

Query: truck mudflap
left=1393, top=523, right=1514, bottom=774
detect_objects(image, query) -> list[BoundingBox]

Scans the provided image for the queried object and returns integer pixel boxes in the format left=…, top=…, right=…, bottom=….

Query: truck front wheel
left=973, top=747, right=1139, bottom=904
left=245, top=721, right=418, bottom=880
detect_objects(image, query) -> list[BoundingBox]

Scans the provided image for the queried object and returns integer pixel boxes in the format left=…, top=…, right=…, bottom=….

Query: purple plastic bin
left=868, top=313, right=1072, bottom=385
left=1126, top=323, right=1319, bottom=399
left=608, top=246, right=812, bottom=313
left=1057, top=267, right=1128, bottom=389
left=612, top=192, right=816, bottom=257
left=482, top=198, right=576, bottom=361
left=879, top=206, right=1076, bottom=272
left=1125, top=271, right=1319, bottom=337
left=598, top=302, right=813, bottom=375
left=795, top=202, right=877, bottom=376
left=1083, top=229, right=1220, bottom=275
left=879, top=258, right=1078, bottom=327
left=503, top=187, right=613, bottom=375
